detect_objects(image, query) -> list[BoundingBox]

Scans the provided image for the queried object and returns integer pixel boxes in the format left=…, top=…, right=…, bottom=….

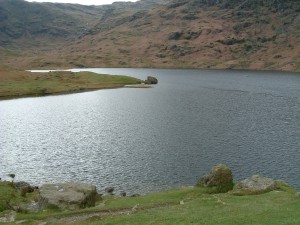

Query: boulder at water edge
left=234, top=175, right=278, bottom=193
left=196, top=164, right=234, bottom=193
left=39, top=182, right=97, bottom=210
left=145, top=76, right=158, bottom=84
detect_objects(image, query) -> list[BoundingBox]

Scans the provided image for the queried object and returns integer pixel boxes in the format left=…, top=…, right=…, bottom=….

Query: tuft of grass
left=0, top=182, right=17, bottom=212
left=0, top=182, right=38, bottom=213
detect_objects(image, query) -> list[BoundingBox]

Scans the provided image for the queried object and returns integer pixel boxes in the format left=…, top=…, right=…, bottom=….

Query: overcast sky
left=26, top=0, right=138, bottom=5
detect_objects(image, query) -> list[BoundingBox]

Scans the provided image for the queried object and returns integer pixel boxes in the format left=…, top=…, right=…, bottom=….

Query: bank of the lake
left=0, top=71, right=142, bottom=99
left=0, top=180, right=299, bottom=225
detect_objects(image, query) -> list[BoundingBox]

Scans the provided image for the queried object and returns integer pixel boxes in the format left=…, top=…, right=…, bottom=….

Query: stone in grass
left=0, top=211, right=16, bottom=223
left=131, top=194, right=141, bottom=197
left=196, top=164, right=234, bottom=193
left=120, top=191, right=126, bottom=197
left=234, top=175, right=279, bottom=194
left=39, top=182, right=97, bottom=210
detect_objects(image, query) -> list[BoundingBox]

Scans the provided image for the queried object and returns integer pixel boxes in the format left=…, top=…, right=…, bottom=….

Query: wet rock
left=234, top=175, right=279, bottom=193
left=105, top=187, right=114, bottom=194
left=39, top=182, right=97, bottom=210
left=196, top=164, right=233, bottom=193
left=8, top=174, right=15, bottom=179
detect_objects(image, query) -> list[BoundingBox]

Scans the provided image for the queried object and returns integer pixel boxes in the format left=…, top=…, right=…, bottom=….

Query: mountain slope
left=0, top=0, right=170, bottom=47
left=0, top=0, right=299, bottom=72
left=0, top=0, right=103, bottom=47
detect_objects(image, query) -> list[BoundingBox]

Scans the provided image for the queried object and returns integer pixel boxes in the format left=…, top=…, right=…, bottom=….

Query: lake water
left=0, top=68, right=299, bottom=195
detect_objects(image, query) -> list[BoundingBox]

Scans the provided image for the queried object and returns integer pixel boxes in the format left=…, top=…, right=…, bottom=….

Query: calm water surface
left=0, top=68, right=299, bottom=194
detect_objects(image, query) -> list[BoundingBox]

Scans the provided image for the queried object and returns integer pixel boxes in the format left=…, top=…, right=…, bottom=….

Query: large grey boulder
left=234, top=175, right=278, bottom=193
left=196, top=164, right=234, bottom=193
left=39, top=182, right=97, bottom=210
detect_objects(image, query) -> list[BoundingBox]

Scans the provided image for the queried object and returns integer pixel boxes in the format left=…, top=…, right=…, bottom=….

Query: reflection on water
left=0, top=68, right=299, bottom=194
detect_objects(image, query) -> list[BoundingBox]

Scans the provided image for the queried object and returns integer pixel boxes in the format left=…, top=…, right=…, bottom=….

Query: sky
left=26, top=0, right=138, bottom=6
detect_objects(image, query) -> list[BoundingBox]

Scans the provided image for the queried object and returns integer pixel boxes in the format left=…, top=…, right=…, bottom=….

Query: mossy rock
left=196, top=164, right=234, bottom=193
left=145, top=76, right=158, bottom=84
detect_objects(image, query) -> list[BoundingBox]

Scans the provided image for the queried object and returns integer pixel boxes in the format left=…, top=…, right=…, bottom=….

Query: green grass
left=0, top=182, right=17, bottom=212
left=0, top=182, right=39, bottom=214
left=3, top=182, right=298, bottom=225
left=85, top=186, right=300, bottom=225
left=0, top=71, right=142, bottom=99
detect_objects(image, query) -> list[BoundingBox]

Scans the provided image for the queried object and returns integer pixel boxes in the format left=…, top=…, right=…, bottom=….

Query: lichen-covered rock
left=39, top=182, right=97, bottom=210
left=234, top=175, right=279, bottom=193
left=196, top=164, right=233, bottom=193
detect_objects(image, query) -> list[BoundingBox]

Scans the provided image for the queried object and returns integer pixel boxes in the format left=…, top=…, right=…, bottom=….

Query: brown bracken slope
left=1, top=0, right=299, bottom=72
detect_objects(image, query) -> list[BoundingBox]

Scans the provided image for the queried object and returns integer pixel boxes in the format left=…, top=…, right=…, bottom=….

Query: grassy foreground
left=0, top=182, right=299, bottom=225
left=0, top=71, right=142, bottom=99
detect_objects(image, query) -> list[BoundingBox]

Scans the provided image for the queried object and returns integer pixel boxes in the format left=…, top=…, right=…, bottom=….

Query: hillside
left=0, top=0, right=299, bottom=71
left=0, top=0, right=169, bottom=47
left=0, top=0, right=102, bottom=48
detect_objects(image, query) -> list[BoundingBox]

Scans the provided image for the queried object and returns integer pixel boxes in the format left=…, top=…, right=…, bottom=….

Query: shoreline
left=0, top=85, right=126, bottom=101
left=0, top=175, right=299, bottom=224
left=26, top=66, right=300, bottom=75
left=0, top=70, right=143, bottom=101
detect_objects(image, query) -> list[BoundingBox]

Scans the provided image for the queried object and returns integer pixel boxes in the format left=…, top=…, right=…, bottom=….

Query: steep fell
left=1, top=0, right=299, bottom=71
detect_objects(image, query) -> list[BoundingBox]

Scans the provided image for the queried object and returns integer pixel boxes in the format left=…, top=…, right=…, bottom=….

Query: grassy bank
left=0, top=71, right=142, bottom=99
left=1, top=182, right=299, bottom=224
